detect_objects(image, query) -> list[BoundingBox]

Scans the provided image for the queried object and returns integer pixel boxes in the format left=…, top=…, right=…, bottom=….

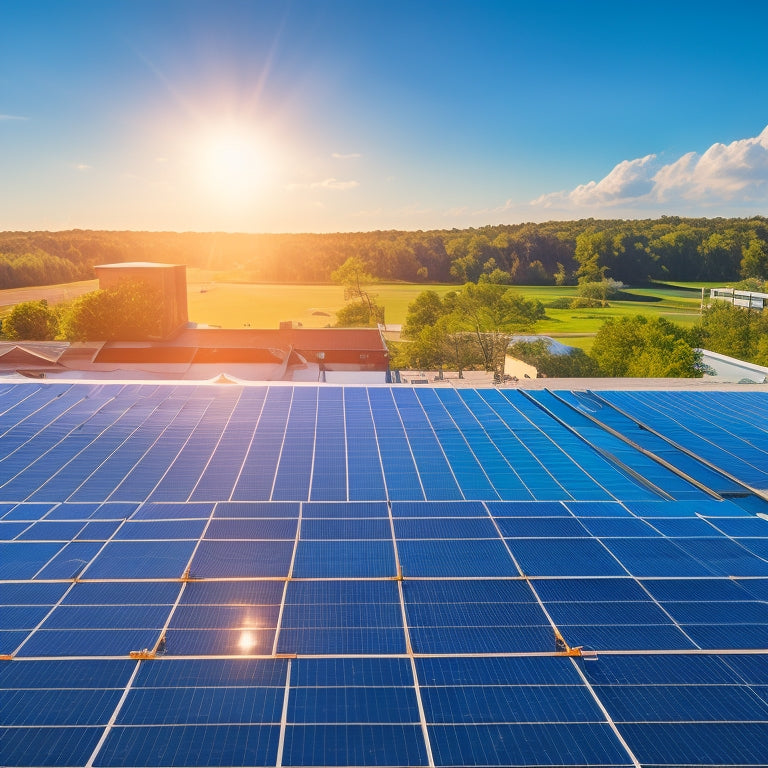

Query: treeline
left=0, top=250, right=89, bottom=288
left=1, top=216, right=767, bottom=290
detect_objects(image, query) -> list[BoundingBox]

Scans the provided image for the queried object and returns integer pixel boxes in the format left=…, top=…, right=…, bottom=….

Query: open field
left=536, top=287, right=704, bottom=340
left=187, top=280, right=706, bottom=333
left=186, top=280, right=461, bottom=329
left=1, top=277, right=711, bottom=352
left=0, top=279, right=98, bottom=312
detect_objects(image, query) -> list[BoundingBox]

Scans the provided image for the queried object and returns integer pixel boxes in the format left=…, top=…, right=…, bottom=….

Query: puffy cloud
left=331, top=152, right=361, bottom=160
left=531, top=125, right=768, bottom=211
left=286, top=177, right=359, bottom=191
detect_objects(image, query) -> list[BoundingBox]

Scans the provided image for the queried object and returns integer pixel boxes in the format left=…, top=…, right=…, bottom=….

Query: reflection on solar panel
left=2, top=382, right=768, bottom=767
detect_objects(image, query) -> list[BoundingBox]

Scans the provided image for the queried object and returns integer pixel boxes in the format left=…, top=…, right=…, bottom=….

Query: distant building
left=710, top=287, right=768, bottom=310
left=700, top=348, right=768, bottom=383
left=0, top=327, right=390, bottom=383
left=94, top=262, right=188, bottom=339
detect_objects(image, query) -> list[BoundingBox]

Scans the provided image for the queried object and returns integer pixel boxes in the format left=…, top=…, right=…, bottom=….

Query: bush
left=334, top=299, right=384, bottom=327
left=570, top=297, right=608, bottom=308
left=544, top=297, right=573, bottom=309
left=591, top=315, right=702, bottom=377
left=2, top=300, right=59, bottom=340
left=60, top=282, right=163, bottom=341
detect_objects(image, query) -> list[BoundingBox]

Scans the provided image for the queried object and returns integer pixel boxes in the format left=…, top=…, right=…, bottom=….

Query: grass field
left=186, top=280, right=461, bottom=329
left=0, top=279, right=98, bottom=313
left=2, top=276, right=712, bottom=353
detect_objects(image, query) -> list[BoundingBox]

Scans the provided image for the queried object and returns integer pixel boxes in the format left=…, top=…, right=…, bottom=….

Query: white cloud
left=75, top=163, right=92, bottom=171
left=531, top=125, right=768, bottom=212
left=331, top=152, right=361, bottom=160
left=0, top=114, right=27, bottom=121
left=286, top=177, right=359, bottom=191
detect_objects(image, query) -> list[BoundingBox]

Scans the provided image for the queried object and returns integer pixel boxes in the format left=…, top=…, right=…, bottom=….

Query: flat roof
left=95, top=261, right=182, bottom=269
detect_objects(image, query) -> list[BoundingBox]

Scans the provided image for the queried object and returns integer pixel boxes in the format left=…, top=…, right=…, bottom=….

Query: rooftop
left=1, top=381, right=768, bottom=766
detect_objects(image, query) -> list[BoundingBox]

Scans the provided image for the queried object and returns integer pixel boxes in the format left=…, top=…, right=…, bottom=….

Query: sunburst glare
left=195, top=123, right=277, bottom=206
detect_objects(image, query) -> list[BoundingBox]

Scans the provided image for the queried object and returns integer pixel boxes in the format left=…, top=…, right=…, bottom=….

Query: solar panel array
left=2, top=381, right=768, bottom=767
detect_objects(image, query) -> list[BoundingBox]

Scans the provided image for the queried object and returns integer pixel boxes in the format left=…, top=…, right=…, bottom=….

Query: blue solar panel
left=292, top=657, right=414, bottom=687
left=398, top=539, right=519, bottom=577
left=42, top=604, right=171, bottom=630
left=417, top=655, right=583, bottom=686
left=302, top=501, right=388, bottom=518
left=34, top=541, right=104, bottom=579
left=421, top=683, right=604, bottom=724
left=283, top=724, right=429, bottom=767
left=190, top=539, right=294, bottom=577
left=84, top=540, right=196, bottom=579
left=18, top=628, right=161, bottom=657
left=428, top=722, right=633, bottom=767
left=394, top=516, right=499, bottom=539
left=600, top=537, right=716, bottom=577
left=0, top=726, right=105, bottom=767
left=204, top=517, right=298, bottom=539
left=289, top=686, right=420, bottom=723
left=278, top=580, right=404, bottom=654
left=508, top=537, right=627, bottom=577
left=300, top=517, right=391, bottom=539
left=2, top=382, right=768, bottom=768
left=131, top=501, right=213, bottom=519
left=113, top=519, right=208, bottom=539
left=617, top=722, right=768, bottom=766
left=1, top=688, right=125, bottom=726
left=96, top=724, right=281, bottom=767
left=391, top=500, right=488, bottom=517
left=292, top=540, right=395, bottom=578
left=134, top=658, right=288, bottom=688
left=63, top=580, right=181, bottom=605
left=179, top=580, right=284, bottom=606
left=0, top=542, right=65, bottom=579
left=214, top=501, right=299, bottom=518
left=118, top=687, right=284, bottom=725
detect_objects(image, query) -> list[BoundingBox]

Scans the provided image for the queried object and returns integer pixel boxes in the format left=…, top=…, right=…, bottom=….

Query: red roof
left=169, top=327, right=388, bottom=353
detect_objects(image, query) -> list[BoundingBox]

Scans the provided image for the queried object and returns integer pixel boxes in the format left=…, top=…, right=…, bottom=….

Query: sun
left=196, top=124, right=275, bottom=205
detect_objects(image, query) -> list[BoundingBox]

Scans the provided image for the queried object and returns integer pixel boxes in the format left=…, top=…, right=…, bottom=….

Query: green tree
left=574, top=230, right=611, bottom=284
left=590, top=315, right=702, bottom=377
left=334, top=299, right=384, bottom=327
left=331, top=256, right=383, bottom=325
left=741, top=238, right=768, bottom=280
left=754, top=335, right=768, bottom=367
left=401, top=290, right=446, bottom=339
left=60, top=282, right=163, bottom=341
left=2, top=299, right=59, bottom=340
left=554, top=262, right=571, bottom=286
left=699, top=301, right=765, bottom=362
left=525, top=260, right=549, bottom=284
left=451, top=283, right=545, bottom=379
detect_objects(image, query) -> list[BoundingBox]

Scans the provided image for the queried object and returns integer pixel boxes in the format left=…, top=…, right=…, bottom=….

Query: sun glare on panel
left=237, top=629, right=257, bottom=653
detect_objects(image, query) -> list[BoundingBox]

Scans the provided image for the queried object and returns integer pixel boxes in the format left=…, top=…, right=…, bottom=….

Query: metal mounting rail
left=586, top=390, right=767, bottom=502
left=541, top=389, right=725, bottom=500
left=517, top=388, right=676, bottom=501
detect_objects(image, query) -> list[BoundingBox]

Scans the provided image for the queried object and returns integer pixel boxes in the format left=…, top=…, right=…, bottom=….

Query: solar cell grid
left=2, top=383, right=768, bottom=768
left=43, top=502, right=138, bottom=520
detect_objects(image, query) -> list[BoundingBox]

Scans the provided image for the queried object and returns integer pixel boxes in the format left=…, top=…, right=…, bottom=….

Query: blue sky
left=1, top=0, right=768, bottom=232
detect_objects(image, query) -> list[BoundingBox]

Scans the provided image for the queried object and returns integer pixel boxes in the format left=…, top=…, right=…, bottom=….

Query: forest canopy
left=1, top=216, right=767, bottom=290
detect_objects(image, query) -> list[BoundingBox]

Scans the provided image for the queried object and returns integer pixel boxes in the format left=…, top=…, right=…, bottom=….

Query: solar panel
left=1, top=382, right=768, bottom=767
